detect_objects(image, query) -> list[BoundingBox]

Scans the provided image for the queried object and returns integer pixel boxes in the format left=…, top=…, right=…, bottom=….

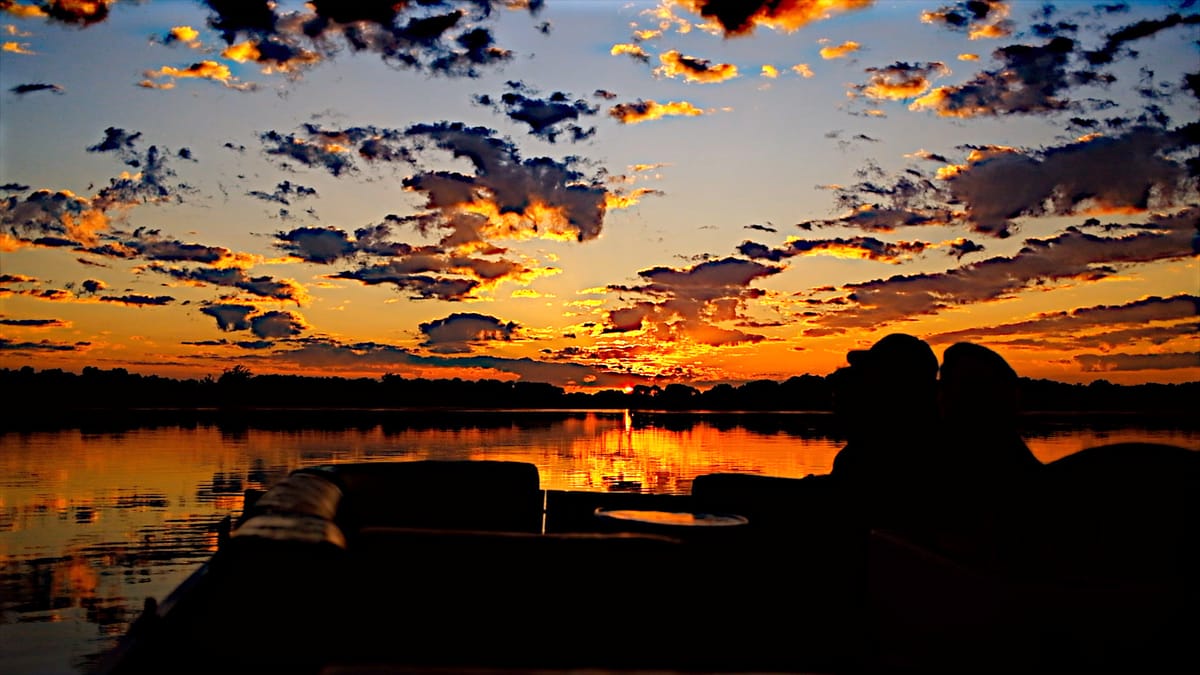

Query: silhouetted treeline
left=2, top=366, right=1197, bottom=422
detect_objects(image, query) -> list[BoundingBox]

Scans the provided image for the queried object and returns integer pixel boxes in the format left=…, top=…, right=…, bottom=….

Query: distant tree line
left=2, top=365, right=1197, bottom=419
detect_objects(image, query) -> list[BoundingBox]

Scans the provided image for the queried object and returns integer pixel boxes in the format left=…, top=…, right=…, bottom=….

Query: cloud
left=805, top=208, right=1198, bottom=333
left=603, top=257, right=783, bottom=346
left=97, top=293, right=174, bottom=306
left=1, top=0, right=111, bottom=25
left=927, top=294, right=1200, bottom=345
left=328, top=250, right=549, bottom=301
left=655, top=50, right=738, bottom=83
left=198, top=0, right=541, bottom=79
left=400, top=121, right=615, bottom=244
left=419, top=312, right=520, bottom=353
left=147, top=264, right=308, bottom=303
left=1084, top=12, right=1200, bottom=66
left=1076, top=351, right=1200, bottom=372
left=671, top=0, right=872, bottom=37
left=608, top=99, right=710, bottom=124
left=200, top=303, right=255, bottom=332
left=2, top=40, right=34, bottom=54
left=738, top=236, right=929, bottom=263
left=140, top=60, right=257, bottom=91
left=940, top=126, right=1196, bottom=236
left=611, top=42, right=649, bottom=63
left=909, top=36, right=1079, bottom=117
left=921, top=1, right=1012, bottom=40
left=10, top=82, right=63, bottom=94
left=0, top=316, right=67, bottom=327
left=819, top=40, right=860, bottom=60
left=87, top=227, right=238, bottom=264
left=0, top=337, right=89, bottom=352
left=852, top=62, right=949, bottom=101
left=473, top=82, right=598, bottom=143
left=259, top=123, right=411, bottom=176
left=257, top=336, right=641, bottom=388
left=247, top=180, right=318, bottom=205
left=249, top=310, right=307, bottom=339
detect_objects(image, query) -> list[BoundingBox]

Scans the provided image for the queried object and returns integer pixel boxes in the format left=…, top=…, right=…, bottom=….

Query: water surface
left=1, top=410, right=1195, bottom=674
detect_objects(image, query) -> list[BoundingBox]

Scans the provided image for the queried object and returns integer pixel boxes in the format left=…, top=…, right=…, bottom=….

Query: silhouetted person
left=927, top=342, right=1041, bottom=556
left=828, top=333, right=943, bottom=532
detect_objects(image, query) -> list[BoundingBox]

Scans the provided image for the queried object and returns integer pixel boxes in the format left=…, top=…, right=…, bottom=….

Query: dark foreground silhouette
left=93, top=336, right=1199, bottom=674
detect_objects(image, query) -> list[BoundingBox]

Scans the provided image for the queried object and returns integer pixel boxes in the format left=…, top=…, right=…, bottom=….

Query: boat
left=92, top=444, right=1198, bottom=674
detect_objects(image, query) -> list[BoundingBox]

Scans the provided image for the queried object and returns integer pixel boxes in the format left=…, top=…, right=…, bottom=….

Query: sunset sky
left=1, top=0, right=1197, bottom=389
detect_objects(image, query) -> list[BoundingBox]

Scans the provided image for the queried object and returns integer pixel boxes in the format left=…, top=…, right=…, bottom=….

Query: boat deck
left=94, top=452, right=1199, bottom=674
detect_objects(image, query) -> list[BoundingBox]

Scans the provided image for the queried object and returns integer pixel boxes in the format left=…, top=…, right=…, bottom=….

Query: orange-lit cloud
left=805, top=207, right=1198, bottom=333
left=611, top=42, right=650, bottom=63
left=819, top=40, right=859, bottom=60
left=909, top=37, right=1073, bottom=117
left=603, top=257, right=782, bottom=347
left=853, top=61, right=948, bottom=100
left=672, top=0, right=873, bottom=36
left=140, top=60, right=256, bottom=91
left=921, top=1, right=1012, bottom=40
left=761, top=64, right=779, bottom=78
left=609, top=99, right=710, bottom=124
left=2, top=40, right=33, bottom=53
left=655, top=50, right=738, bottom=83
left=792, top=63, right=814, bottom=78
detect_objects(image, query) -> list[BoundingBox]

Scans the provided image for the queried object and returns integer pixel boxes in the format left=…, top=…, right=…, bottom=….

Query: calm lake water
left=1, top=409, right=1196, bottom=675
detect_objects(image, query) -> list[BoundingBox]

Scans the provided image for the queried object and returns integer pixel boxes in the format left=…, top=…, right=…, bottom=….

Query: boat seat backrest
left=306, top=460, right=544, bottom=535
left=246, top=471, right=344, bottom=521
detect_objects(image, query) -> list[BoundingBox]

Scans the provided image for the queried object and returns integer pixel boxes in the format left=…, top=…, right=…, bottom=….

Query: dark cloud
left=1, top=183, right=31, bottom=192
left=947, top=238, right=986, bottom=259
left=259, top=124, right=411, bottom=176
left=401, top=121, right=612, bottom=244
left=744, top=223, right=777, bottom=233
left=943, top=125, right=1196, bottom=236
left=805, top=208, right=1198, bottom=333
left=260, top=336, right=638, bottom=388
left=1076, top=351, right=1200, bottom=372
left=603, top=257, right=783, bottom=346
left=738, top=236, right=928, bottom=263
left=910, top=36, right=1081, bottom=117
left=200, top=304, right=255, bottom=331
left=275, top=226, right=358, bottom=263
left=419, top=312, right=520, bottom=353
left=87, top=127, right=143, bottom=154
left=0, top=337, right=88, bottom=352
left=0, top=317, right=67, bottom=327
left=248, top=180, right=318, bottom=205
left=10, top=83, right=64, bottom=95
left=201, top=0, right=538, bottom=79
left=920, top=0, right=1012, bottom=38
left=1084, top=12, right=1200, bottom=66
left=97, top=293, right=174, bottom=306
left=473, top=82, right=598, bottom=143
left=852, top=61, right=949, bottom=101
left=250, top=310, right=306, bottom=339
left=89, top=227, right=234, bottom=264
left=673, top=0, right=872, bottom=37
left=147, top=264, right=307, bottom=303
left=927, top=294, right=1200, bottom=344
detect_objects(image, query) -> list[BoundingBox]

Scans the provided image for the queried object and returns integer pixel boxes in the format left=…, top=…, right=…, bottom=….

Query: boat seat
left=242, top=471, right=344, bottom=522
left=301, top=460, right=544, bottom=535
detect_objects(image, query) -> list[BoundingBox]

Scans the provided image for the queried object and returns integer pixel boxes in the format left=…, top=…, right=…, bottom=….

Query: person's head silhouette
left=938, top=342, right=1021, bottom=430
left=833, top=333, right=939, bottom=437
